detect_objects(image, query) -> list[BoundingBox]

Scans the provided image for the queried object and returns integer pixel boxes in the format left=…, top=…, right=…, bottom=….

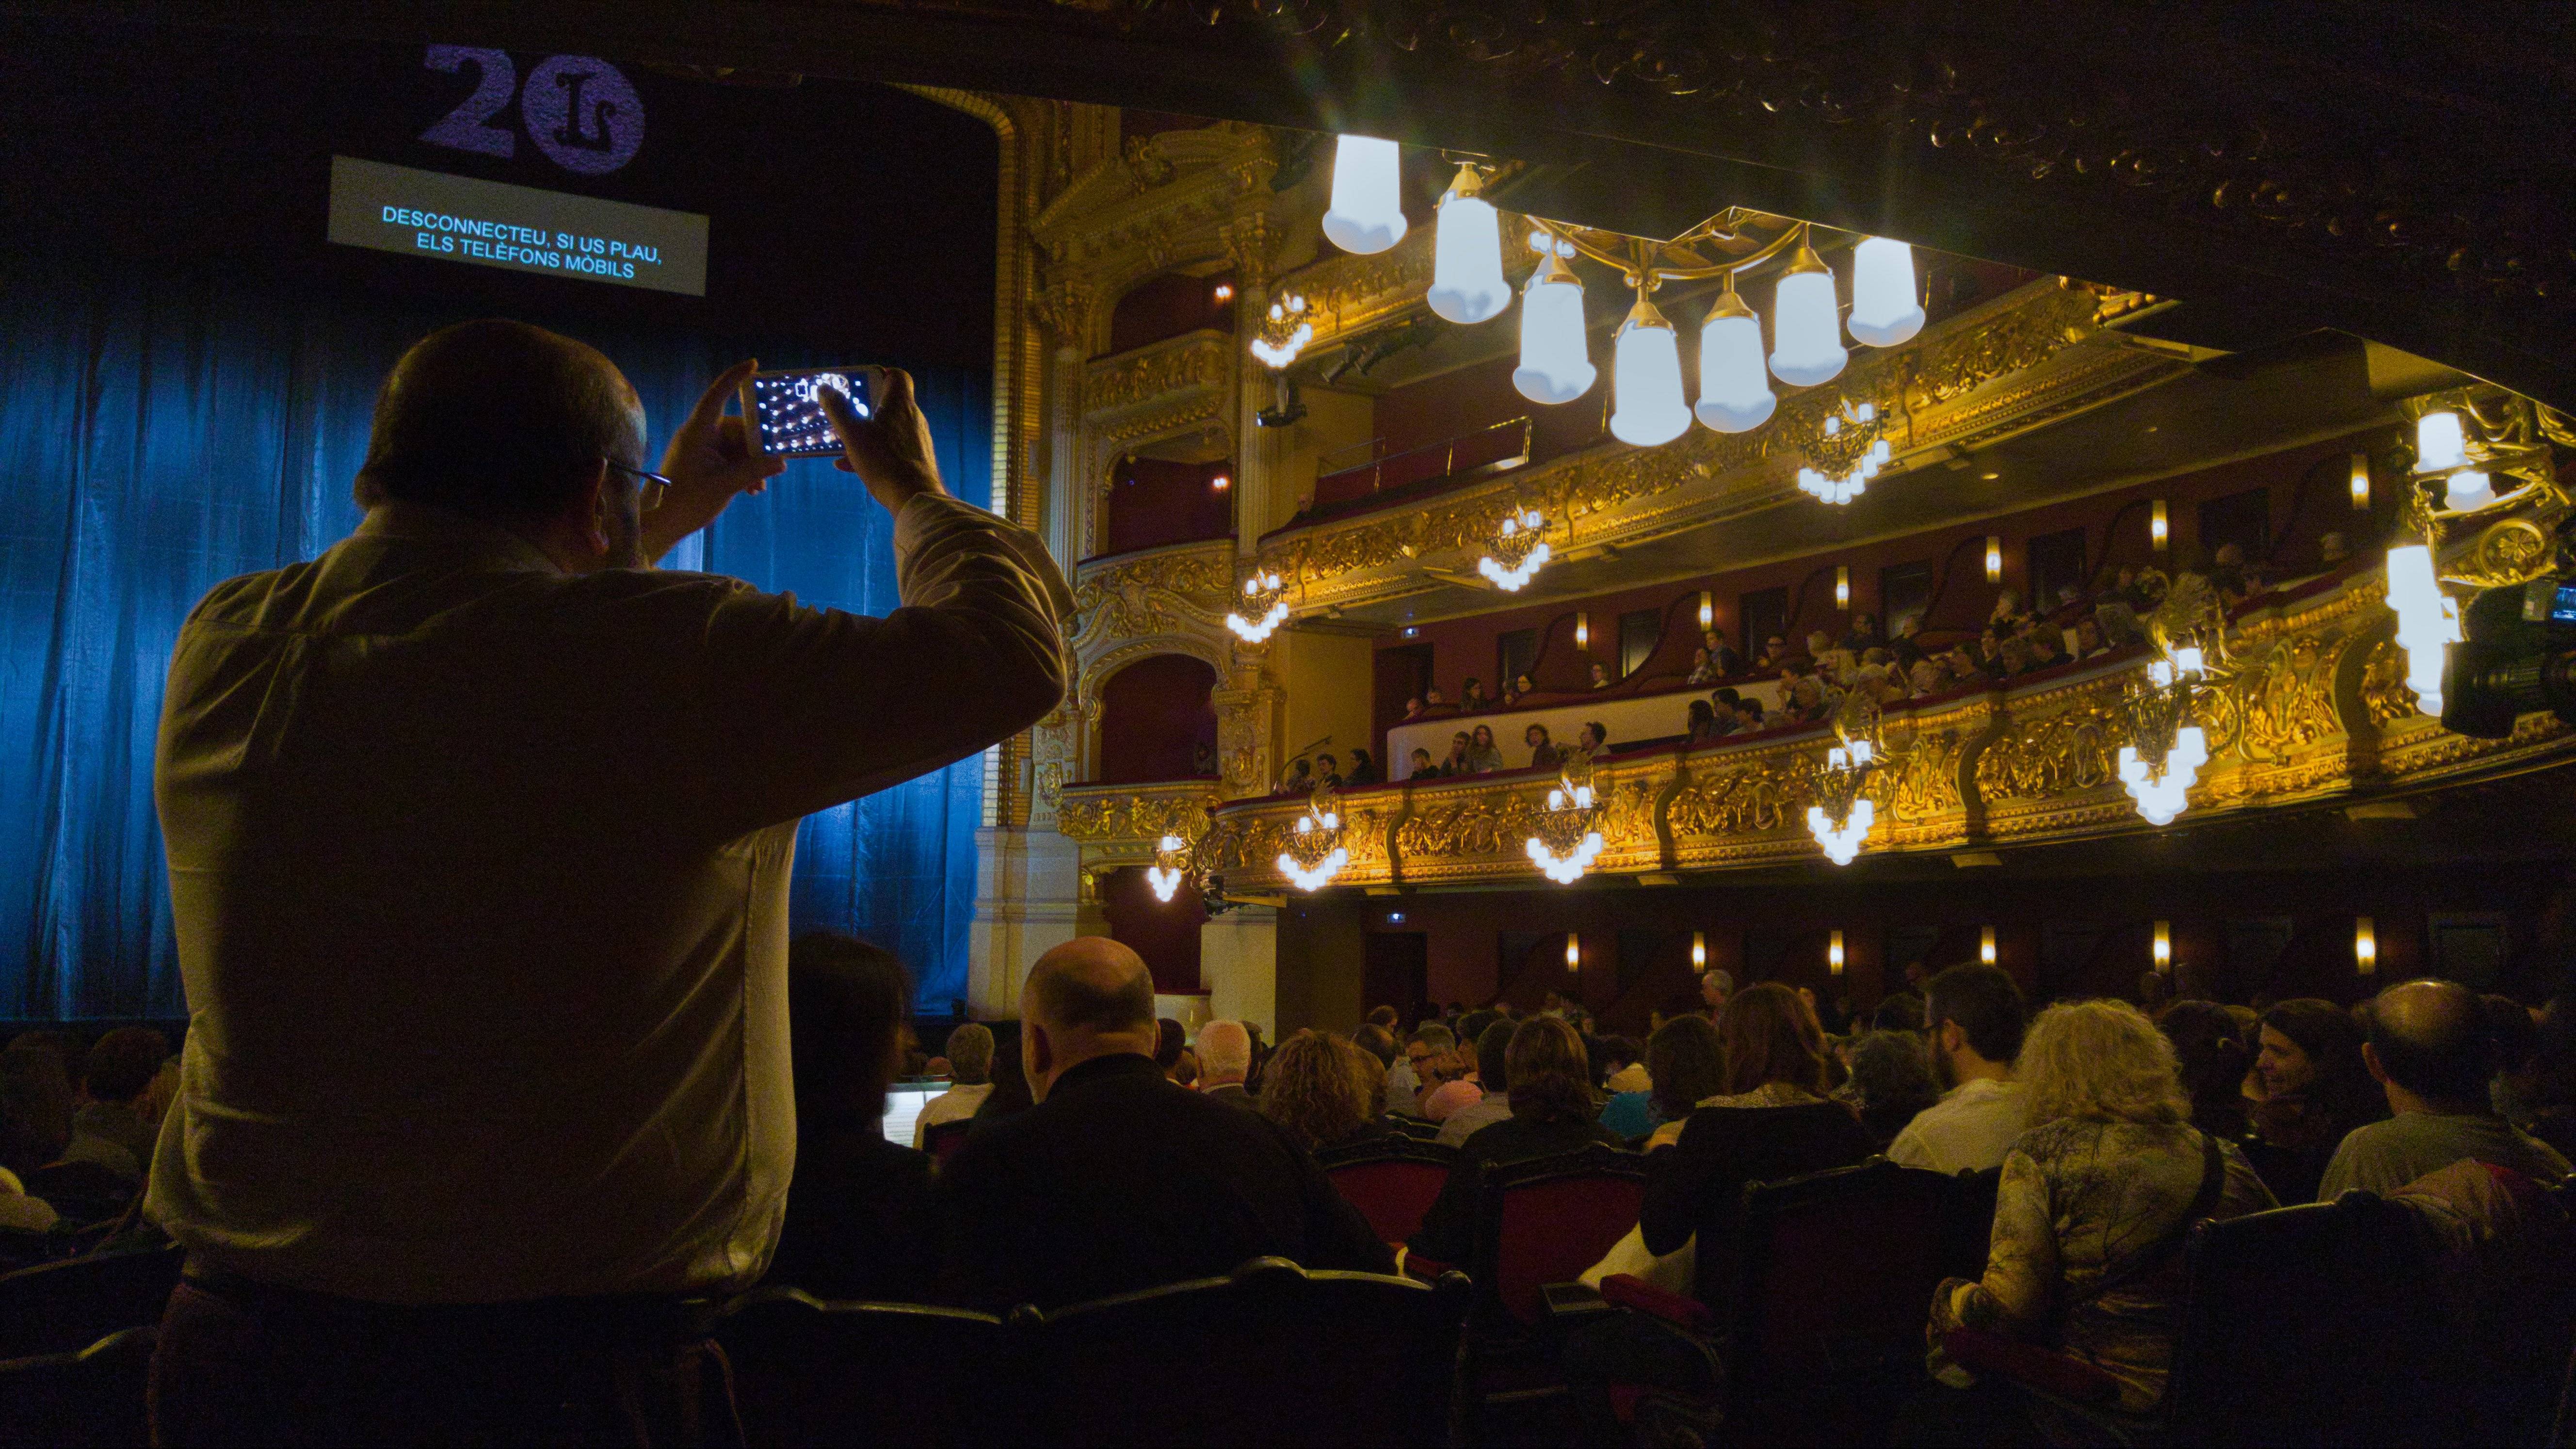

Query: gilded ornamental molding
left=1082, top=331, right=1232, bottom=420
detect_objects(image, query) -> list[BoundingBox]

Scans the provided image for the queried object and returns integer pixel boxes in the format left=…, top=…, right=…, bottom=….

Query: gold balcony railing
left=1186, top=569, right=2573, bottom=894
left=1056, top=778, right=1225, bottom=868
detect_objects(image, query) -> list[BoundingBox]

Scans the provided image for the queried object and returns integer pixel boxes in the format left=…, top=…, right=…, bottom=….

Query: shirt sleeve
left=1886, top=1113, right=1935, bottom=1171
left=696, top=493, right=1072, bottom=833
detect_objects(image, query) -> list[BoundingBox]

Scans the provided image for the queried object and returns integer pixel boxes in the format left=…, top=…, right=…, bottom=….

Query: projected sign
left=327, top=156, right=707, bottom=296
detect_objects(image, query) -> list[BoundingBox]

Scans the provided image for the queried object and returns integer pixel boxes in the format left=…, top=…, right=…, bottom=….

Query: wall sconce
left=1984, top=536, right=2003, bottom=584
left=1210, top=473, right=1231, bottom=491
left=2152, top=920, right=2173, bottom=971
left=1828, top=930, right=1845, bottom=975
left=2349, top=452, right=2371, bottom=511
left=1690, top=930, right=1707, bottom=970
left=1213, top=282, right=1235, bottom=303
left=1575, top=611, right=1590, bottom=649
left=1979, top=926, right=1997, bottom=966
left=1698, top=591, right=1714, bottom=630
left=1564, top=934, right=1581, bottom=968
left=2355, top=917, right=2377, bottom=975
left=2150, top=499, right=2170, bottom=551
left=1835, top=566, right=1851, bottom=609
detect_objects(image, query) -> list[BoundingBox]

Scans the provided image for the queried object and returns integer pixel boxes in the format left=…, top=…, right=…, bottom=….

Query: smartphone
left=739, top=366, right=886, bottom=458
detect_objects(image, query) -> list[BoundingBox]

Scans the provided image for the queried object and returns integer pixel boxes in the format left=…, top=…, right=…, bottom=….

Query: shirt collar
left=1944, top=1076, right=2020, bottom=1103
left=354, top=503, right=563, bottom=575
left=1047, top=1052, right=1164, bottom=1097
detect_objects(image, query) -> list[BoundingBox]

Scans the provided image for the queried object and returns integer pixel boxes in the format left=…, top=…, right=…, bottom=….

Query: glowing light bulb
left=1513, top=250, right=1596, bottom=404
left=2153, top=922, right=2172, bottom=969
left=1980, top=927, right=1998, bottom=966
left=2385, top=543, right=2460, bottom=715
left=1564, top=936, right=1580, bottom=968
left=1985, top=536, right=2004, bottom=583
left=2415, top=411, right=2467, bottom=472
left=1426, top=165, right=1509, bottom=324
left=2355, top=918, right=2377, bottom=975
left=1610, top=293, right=1690, bottom=447
left=1698, top=592, right=1714, bottom=630
left=1320, top=135, right=1406, bottom=256
left=1691, top=931, right=1707, bottom=969
left=1828, top=930, right=1845, bottom=974
left=2447, top=471, right=2496, bottom=510
left=1846, top=238, right=1925, bottom=347
left=1693, top=283, right=1776, bottom=432
left=2150, top=499, right=2170, bottom=550
left=2350, top=453, right=2372, bottom=510
left=1769, top=241, right=1847, bottom=387
left=1835, top=566, right=1851, bottom=609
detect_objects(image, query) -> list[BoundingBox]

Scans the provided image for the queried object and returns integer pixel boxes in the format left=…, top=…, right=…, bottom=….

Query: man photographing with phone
left=145, top=319, right=1072, bottom=1446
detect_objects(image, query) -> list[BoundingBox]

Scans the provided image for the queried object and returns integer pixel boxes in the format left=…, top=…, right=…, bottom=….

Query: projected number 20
left=421, top=46, right=644, bottom=176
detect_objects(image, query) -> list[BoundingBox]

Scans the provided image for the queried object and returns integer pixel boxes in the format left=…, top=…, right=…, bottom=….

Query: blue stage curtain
left=0, top=261, right=986, bottom=1019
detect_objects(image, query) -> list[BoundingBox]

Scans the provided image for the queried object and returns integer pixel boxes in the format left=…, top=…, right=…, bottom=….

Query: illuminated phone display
left=745, top=369, right=877, bottom=457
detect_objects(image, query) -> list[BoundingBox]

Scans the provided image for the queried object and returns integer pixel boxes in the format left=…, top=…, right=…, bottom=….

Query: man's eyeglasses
left=603, top=459, right=672, bottom=513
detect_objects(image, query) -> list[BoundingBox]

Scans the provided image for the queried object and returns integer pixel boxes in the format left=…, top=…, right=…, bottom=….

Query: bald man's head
left=356, top=319, right=644, bottom=524
left=1197, top=1020, right=1251, bottom=1084
left=2364, top=978, right=2492, bottom=1108
left=1025, top=937, right=1156, bottom=1037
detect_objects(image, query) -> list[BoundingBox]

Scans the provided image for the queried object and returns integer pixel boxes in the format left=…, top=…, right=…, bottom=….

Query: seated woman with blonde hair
left=1927, top=999, right=2276, bottom=1435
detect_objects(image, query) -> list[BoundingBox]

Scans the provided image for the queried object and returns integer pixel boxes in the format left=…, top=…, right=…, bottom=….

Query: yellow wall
left=1275, top=627, right=1377, bottom=775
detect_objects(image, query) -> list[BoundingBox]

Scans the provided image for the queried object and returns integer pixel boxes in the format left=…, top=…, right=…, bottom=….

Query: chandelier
left=1310, top=136, right=1926, bottom=494
left=1796, top=400, right=1893, bottom=506
left=1249, top=291, right=1313, bottom=369
left=1225, top=569, right=1288, bottom=644
left=1524, top=768, right=1605, bottom=884
left=1146, top=833, right=1191, bottom=903
left=1276, top=788, right=1348, bottom=892
left=1477, top=508, right=1553, bottom=591
left=2117, top=645, right=2212, bottom=826
left=1806, top=736, right=1879, bottom=866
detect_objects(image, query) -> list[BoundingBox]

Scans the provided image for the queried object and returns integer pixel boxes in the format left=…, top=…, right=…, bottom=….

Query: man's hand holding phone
left=819, top=369, right=948, bottom=516
left=647, top=359, right=788, bottom=561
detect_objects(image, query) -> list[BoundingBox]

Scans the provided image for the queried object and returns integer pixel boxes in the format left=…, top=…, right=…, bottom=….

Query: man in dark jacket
left=933, top=939, right=1391, bottom=1310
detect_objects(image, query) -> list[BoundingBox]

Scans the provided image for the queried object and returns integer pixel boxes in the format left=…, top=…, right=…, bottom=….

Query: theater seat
left=921, top=1119, right=973, bottom=1167
left=1032, top=1256, right=1468, bottom=1448
left=713, top=1287, right=1012, bottom=1448
left=1316, top=1137, right=1460, bottom=1246
left=0, top=1325, right=156, bottom=1449
left=1474, top=1142, right=1647, bottom=1332
left=0, top=1241, right=183, bottom=1358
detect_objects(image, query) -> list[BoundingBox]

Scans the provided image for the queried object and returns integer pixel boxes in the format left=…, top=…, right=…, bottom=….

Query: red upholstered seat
left=1472, top=1143, right=1647, bottom=1330
left=1318, top=1141, right=1459, bottom=1247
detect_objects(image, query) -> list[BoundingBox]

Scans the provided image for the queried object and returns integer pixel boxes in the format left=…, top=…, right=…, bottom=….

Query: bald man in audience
left=1197, top=1019, right=1256, bottom=1107
left=2318, top=978, right=2570, bottom=1199
left=932, top=939, right=1390, bottom=1310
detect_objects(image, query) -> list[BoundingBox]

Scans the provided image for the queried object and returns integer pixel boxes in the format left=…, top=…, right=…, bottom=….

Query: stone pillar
left=1201, top=904, right=1279, bottom=1037
left=966, top=825, right=1084, bottom=1018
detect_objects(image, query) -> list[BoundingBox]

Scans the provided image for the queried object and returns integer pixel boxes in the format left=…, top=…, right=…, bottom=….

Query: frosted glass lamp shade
left=1694, top=294, right=1775, bottom=433
left=1321, top=136, right=1407, bottom=256
left=1513, top=256, right=1596, bottom=404
left=1770, top=253, right=1847, bottom=386
left=2415, top=411, right=2467, bottom=472
left=1610, top=303, right=1691, bottom=448
left=1846, top=238, right=1925, bottom=347
left=1426, top=176, right=1509, bottom=324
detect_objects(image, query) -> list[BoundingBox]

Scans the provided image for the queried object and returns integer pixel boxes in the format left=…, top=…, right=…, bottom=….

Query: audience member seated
left=1926, top=999, right=2276, bottom=1432
left=1524, top=724, right=1562, bottom=772
left=2155, top=1000, right=2251, bottom=1139
left=766, top=933, right=936, bottom=1301
left=1436, top=1021, right=1519, bottom=1147
left=1686, top=648, right=1718, bottom=685
left=1704, top=628, right=1746, bottom=676
left=914, top=1022, right=997, bottom=1146
left=933, top=938, right=1390, bottom=1310
left=0, top=1046, right=69, bottom=1231
left=1890, top=964, right=2030, bottom=1174
left=76, top=1027, right=170, bottom=1178
left=1422, top=1077, right=1484, bottom=1126
left=1466, top=725, right=1506, bottom=773
left=1601, top=1037, right=1649, bottom=1096
left=1345, top=748, right=1379, bottom=785
left=1153, top=1017, right=1187, bottom=1079
left=1574, top=720, right=1610, bottom=760
left=1639, top=984, right=1877, bottom=1303
left=1352, top=1021, right=1398, bottom=1070
left=2244, top=998, right=2388, bottom=1202
left=1197, top=1020, right=1256, bottom=1108
left=1602, top=1014, right=1724, bottom=1142
left=2511, top=998, right=2576, bottom=1160
left=1836, top=1030, right=1942, bottom=1150
left=1684, top=699, right=1719, bottom=743
left=1440, top=731, right=1475, bottom=776
left=1461, top=677, right=1492, bottom=710
left=1312, top=752, right=1344, bottom=788
left=1389, top=1025, right=1453, bottom=1117
left=1406, top=1018, right=1624, bottom=1267
left=1277, top=757, right=1314, bottom=794
left=2317, top=979, right=2571, bottom=1198
left=1407, top=746, right=1437, bottom=780
left=972, top=1033, right=1036, bottom=1130
left=1589, top=662, right=1612, bottom=690
left=1699, top=969, right=1734, bottom=1018
left=1509, top=673, right=1538, bottom=703
left=1260, top=1030, right=1395, bottom=1154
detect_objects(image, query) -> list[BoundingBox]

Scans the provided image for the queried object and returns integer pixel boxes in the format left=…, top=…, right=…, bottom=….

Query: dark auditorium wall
left=1101, top=866, right=1207, bottom=993
left=1098, top=458, right=1235, bottom=557
left=1095, top=655, right=1220, bottom=785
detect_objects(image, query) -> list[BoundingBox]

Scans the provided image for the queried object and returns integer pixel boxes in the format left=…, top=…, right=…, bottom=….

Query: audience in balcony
left=1890, top=964, right=2030, bottom=1174
left=1926, top=998, right=2278, bottom=1427
left=1344, top=748, right=1379, bottom=785
left=1466, top=725, right=1507, bottom=773
left=933, top=939, right=1390, bottom=1311
left=1835, top=1030, right=1944, bottom=1149
left=914, top=1022, right=997, bottom=1147
left=1841, top=612, right=1884, bottom=653
left=1437, top=1020, right=1521, bottom=1147
left=1437, top=731, right=1475, bottom=776
left=1687, top=647, right=1720, bottom=685
left=2316, top=979, right=2571, bottom=1198
left=1575, top=720, right=1610, bottom=760
left=1408, top=1017, right=1625, bottom=1269
left=767, top=934, right=935, bottom=1302
left=1508, top=672, right=1537, bottom=703
left=1705, top=628, right=1747, bottom=676
left=1526, top=723, right=1562, bottom=771
left=1589, top=661, right=1613, bottom=690
left=1311, top=752, right=1342, bottom=788
left=2243, top=997, right=2389, bottom=1203
left=1461, top=676, right=1492, bottom=710
left=1277, top=756, right=1313, bottom=794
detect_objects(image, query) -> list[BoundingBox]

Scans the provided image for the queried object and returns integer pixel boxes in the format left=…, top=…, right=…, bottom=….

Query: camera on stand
left=2442, top=520, right=2576, bottom=738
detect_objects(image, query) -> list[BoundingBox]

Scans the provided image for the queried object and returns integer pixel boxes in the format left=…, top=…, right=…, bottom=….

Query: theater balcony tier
left=1057, top=569, right=2573, bottom=896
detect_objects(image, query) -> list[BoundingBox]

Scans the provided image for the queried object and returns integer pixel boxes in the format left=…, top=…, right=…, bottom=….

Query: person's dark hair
left=1352, top=1022, right=1398, bottom=1066
left=788, top=934, right=912, bottom=1129
left=1599, top=1035, right=1642, bottom=1071
left=2364, top=983, right=2496, bottom=1107
left=1154, top=1018, right=1187, bottom=1071
left=1366, top=1004, right=1400, bottom=1029
left=1583, top=720, right=1610, bottom=749
left=974, top=1022, right=1034, bottom=1126
left=1475, top=1019, right=1515, bottom=1095
left=80, top=1027, right=170, bottom=1104
left=1505, top=1017, right=1594, bottom=1126
left=1457, top=1009, right=1500, bottom=1052
left=355, top=320, right=642, bottom=522
left=2483, top=994, right=2541, bottom=1078
left=944, top=1022, right=996, bottom=1086
left=1645, top=1014, right=1725, bottom=1120
left=1924, top=963, right=2027, bottom=1063
left=1717, top=982, right=1831, bottom=1095
left=2262, top=997, right=2384, bottom=1130
left=1409, top=1023, right=1456, bottom=1053
left=1843, top=1031, right=1942, bottom=1146
left=1870, top=993, right=1927, bottom=1033
left=2156, top=1000, right=2251, bottom=1137
left=0, top=1046, right=75, bottom=1178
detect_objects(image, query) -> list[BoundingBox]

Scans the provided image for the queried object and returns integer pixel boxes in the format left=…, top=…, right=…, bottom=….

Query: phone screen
left=746, top=369, right=875, bottom=457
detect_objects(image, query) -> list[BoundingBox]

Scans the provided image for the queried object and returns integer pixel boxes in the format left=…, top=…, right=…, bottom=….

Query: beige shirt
left=147, top=495, right=1069, bottom=1304
left=1888, top=1076, right=2029, bottom=1175
left=910, top=1082, right=993, bottom=1147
